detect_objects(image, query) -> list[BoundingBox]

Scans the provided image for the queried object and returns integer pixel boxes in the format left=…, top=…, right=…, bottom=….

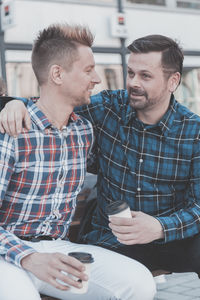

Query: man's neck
left=137, top=97, right=171, bottom=125
left=37, top=92, right=73, bottom=130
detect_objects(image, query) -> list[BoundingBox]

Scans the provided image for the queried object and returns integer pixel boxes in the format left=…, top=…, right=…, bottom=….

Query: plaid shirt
left=0, top=100, right=93, bottom=267
left=75, top=89, right=200, bottom=249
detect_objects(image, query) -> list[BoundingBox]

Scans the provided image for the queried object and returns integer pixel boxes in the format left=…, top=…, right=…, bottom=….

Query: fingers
left=14, top=110, right=24, bottom=135
left=47, top=253, right=88, bottom=290
left=0, top=108, right=30, bottom=136
left=109, top=216, right=133, bottom=226
left=24, top=252, right=88, bottom=291
left=0, top=110, right=9, bottom=134
left=62, top=264, right=88, bottom=282
left=108, top=218, right=137, bottom=245
left=48, top=276, right=70, bottom=291
left=117, top=238, right=137, bottom=245
left=109, top=222, right=133, bottom=234
left=0, top=108, right=18, bottom=136
left=0, top=100, right=28, bottom=136
left=59, top=253, right=85, bottom=272
left=8, top=111, right=19, bottom=137
left=24, top=110, right=31, bottom=132
left=0, top=119, right=5, bottom=134
left=53, top=269, right=83, bottom=289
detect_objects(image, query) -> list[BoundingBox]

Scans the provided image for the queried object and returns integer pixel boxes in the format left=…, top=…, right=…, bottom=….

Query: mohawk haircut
left=32, top=23, right=94, bottom=85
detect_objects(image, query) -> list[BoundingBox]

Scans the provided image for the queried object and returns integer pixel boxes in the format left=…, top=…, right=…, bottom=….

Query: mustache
left=129, top=88, right=147, bottom=97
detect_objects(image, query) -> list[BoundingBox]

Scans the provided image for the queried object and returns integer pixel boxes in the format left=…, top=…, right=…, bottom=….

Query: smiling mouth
left=130, top=93, right=145, bottom=98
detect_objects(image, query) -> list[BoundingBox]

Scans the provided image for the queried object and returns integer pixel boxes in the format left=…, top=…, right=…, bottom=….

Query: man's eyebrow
left=84, top=64, right=95, bottom=69
left=127, top=66, right=151, bottom=73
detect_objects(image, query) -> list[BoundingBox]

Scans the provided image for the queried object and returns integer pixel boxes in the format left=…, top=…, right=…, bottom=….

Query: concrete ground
left=155, top=272, right=200, bottom=300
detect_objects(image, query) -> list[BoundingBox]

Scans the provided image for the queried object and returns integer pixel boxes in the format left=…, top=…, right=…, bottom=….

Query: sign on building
left=110, top=13, right=128, bottom=38
left=1, top=0, right=15, bottom=31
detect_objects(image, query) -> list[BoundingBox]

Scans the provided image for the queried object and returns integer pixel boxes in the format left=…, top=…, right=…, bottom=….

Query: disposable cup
left=106, top=201, right=132, bottom=218
left=67, top=252, right=94, bottom=294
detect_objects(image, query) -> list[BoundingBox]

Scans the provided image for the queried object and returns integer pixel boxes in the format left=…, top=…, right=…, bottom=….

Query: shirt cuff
left=15, top=97, right=29, bottom=106
left=5, top=243, right=36, bottom=268
left=155, top=216, right=180, bottom=243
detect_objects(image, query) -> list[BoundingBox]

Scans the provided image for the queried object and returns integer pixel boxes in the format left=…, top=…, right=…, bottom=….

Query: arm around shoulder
left=0, top=99, right=30, bottom=136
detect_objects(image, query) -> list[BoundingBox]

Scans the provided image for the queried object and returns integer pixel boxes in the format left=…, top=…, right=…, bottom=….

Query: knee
left=127, top=266, right=157, bottom=300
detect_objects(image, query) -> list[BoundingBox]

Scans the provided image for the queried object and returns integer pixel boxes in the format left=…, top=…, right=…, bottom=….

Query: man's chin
left=129, top=98, right=146, bottom=110
left=85, top=97, right=91, bottom=105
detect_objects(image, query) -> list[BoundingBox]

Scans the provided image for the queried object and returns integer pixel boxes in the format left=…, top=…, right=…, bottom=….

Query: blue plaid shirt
left=75, top=89, right=200, bottom=249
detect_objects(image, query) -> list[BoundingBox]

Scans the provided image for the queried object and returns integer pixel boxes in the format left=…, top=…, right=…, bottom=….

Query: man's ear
left=168, top=72, right=181, bottom=93
left=49, top=64, right=63, bottom=85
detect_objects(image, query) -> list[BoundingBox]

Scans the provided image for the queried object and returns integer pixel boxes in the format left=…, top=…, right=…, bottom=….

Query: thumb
left=131, top=211, right=138, bottom=217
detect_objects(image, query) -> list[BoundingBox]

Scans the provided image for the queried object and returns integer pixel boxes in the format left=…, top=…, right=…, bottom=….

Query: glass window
left=6, top=61, right=123, bottom=98
left=174, top=67, right=200, bottom=116
left=126, top=0, right=166, bottom=6
left=92, top=64, right=123, bottom=95
left=6, top=62, right=39, bottom=97
left=176, top=1, right=200, bottom=9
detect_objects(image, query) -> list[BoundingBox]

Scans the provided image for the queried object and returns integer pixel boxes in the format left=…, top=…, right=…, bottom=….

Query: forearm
left=156, top=201, right=200, bottom=243
left=0, top=96, right=29, bottom=110
left=0, top=228, right=36, bottom=267
left=0, top=136, right=35, bottom=266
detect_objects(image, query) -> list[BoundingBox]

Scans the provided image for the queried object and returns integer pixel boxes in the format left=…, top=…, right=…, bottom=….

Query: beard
left=128, top=87, right=161, bottom=111
left=128, top=87, right=149, bottom=110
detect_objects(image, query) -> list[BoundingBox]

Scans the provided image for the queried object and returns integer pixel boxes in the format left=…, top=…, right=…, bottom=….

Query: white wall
left=4, top=0, right=200, bottom=51
left=4, top=0, right=120, bottom=47
left=125, top=8, right=200, bottom=51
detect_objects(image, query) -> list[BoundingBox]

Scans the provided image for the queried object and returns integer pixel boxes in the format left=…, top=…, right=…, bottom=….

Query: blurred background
left=1, top=0, right=200, bottom=114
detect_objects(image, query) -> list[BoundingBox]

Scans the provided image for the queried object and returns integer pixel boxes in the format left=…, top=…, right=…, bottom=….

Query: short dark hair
left=127, top=34, right=184, bottom=80
left=32, top=23, right=94, bottom=85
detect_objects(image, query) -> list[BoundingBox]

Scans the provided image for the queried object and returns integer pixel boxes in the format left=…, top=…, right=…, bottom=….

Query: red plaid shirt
left=0, top=100, right=93, bottom=267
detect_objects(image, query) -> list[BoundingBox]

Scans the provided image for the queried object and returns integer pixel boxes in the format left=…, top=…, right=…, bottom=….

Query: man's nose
left=128, top=75, right=141, bottom=87
left=92, top=71, right=101, bottom=84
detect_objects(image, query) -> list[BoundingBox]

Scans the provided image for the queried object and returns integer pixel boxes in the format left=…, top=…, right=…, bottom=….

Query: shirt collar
left=27, top=101, right=83, bottom=131
left=157, top=95, right=178, bottom=136
left=126, top=94, right=177, bottom=136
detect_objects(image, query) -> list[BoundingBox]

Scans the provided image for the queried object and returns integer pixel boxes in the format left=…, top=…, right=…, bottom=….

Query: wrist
left=21, top=252, right=38, bottom=271
left=155, top=219, right=164, bottom=239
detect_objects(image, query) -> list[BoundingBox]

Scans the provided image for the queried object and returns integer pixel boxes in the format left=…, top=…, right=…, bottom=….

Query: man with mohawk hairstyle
left=0, top=24, right=156, bottom=300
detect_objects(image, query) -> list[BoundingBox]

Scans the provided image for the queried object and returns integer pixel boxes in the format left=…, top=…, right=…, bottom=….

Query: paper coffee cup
left=67, top=252, right=94, bottom=294
left=106, top=201, right=132, bottom=218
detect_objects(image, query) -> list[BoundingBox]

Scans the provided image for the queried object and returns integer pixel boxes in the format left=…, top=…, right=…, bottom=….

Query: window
left=175, top=67, right=200, bottom=116
left=176, top=0, right=200, bottom=10
left=126, top=0, right=166, bottom=6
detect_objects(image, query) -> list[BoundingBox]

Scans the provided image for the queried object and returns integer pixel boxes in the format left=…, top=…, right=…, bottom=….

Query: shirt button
left=58, top=181, right=64, bottom=187
left=137, top=187, right=141, bottom=192
left=43, top=220, right=49, bottom=225
left=139, top=159, right=143, bottom=163
left=53, top=209, right=60, bottom=217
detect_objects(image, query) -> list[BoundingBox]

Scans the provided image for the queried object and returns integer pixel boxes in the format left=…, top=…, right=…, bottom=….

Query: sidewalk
left=155, top=273, right=200, bottom=299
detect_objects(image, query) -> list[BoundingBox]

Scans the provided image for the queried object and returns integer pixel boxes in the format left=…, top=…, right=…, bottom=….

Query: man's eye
left=128, top=71, right=134, bottom=77
left=142, top=74, right=151, bottom=79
